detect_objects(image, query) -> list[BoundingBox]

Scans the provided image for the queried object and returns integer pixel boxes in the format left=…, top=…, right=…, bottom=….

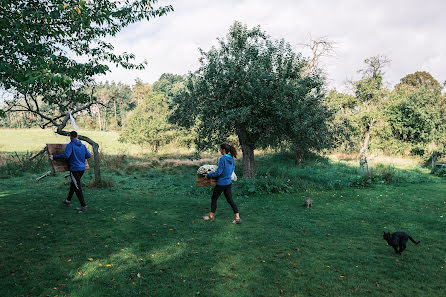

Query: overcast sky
left=100, top=0, right=446, bottom=91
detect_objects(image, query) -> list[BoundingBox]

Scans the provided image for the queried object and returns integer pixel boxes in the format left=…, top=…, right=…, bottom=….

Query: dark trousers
left=211, top=184, right=238, bottom=214
left=67, top=171, right=86, bottom=207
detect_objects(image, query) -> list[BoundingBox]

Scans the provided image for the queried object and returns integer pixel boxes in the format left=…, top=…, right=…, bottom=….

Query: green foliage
left=323, top=90, right=357, bottom=151
left=151, top=74, right=197, bottom=148
left=152, top=73, right=185, bottom=99
left=431, top=166, right=446, bottom=177
left=130, top=79, right=152, bottom=106
left=1, top=0, right=173, bottom=110
left=119, top=92, right=173, bottom=152
left=379, top=72, right=446, bottom=156
left=396, top=71, right=441, bottom=90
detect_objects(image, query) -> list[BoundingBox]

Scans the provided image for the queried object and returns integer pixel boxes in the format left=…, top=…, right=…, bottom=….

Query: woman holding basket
left=203, top=143, right=242, bottom=224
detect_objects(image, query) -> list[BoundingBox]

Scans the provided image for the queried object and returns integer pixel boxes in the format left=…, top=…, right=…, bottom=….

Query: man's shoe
left=76, top=206, right=88, bottom=212
left=62, top=199, right=71, bottom=207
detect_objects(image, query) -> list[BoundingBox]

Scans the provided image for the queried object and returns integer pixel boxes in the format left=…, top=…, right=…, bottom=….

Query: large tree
left=0, top=0, right=172, bottom=182
left=169, top=21, right=326, bottom=177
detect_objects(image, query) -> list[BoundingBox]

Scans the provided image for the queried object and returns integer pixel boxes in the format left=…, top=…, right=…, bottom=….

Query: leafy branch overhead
left=0, top=0, right=173, bottom=108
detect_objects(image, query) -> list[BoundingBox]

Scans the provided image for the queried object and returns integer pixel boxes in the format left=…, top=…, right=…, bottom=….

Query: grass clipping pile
left=197, top=165, right=218, bottom=187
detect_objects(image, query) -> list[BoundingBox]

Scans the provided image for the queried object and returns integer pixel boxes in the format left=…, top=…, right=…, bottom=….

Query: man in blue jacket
left=50, top=131, right=91, bottom=212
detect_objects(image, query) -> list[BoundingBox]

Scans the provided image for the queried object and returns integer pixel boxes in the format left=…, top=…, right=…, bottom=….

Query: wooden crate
left=47, top=143, right=90, bottom=172
left=197, top=175, right=217, bottom=187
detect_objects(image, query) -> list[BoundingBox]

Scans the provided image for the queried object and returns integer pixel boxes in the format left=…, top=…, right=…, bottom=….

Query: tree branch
left=29, top=146, right=48, bottom=160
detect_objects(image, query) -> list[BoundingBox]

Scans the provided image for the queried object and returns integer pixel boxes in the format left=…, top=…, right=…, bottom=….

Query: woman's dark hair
left=220, top=143, right=237, bottom=158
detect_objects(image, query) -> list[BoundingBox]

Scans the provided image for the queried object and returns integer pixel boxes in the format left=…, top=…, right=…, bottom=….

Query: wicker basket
left=197, top=175, right=217, bottom=187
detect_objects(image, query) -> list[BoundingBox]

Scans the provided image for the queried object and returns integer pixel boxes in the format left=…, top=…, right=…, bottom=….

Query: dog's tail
left=409, top=236, right=420, bottom=244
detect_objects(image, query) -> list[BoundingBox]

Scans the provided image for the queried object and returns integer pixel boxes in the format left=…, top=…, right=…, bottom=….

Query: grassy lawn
left=1, top=128, right=445, bottom=296
left=1, top=164, right=446, bottom=297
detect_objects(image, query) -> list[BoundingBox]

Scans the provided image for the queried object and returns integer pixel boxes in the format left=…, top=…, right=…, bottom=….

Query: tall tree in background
left=396, top=71, right=442, bottom=90
left=131, top=79, right=152, bottom=106
left=92, top=82, right=132, bottom=130
left=152, top=74, right=196, bottom=148
left=152, top=73, right=185, bottom=98
left=353, top=55, right=390, bottom=173
left=385, top=71, right=445, bottom=164
left=169, top=21, right=326, bottom=177
left=119, top=91, right=173, bottom=153
left=0, top=0, right=173, bottom=183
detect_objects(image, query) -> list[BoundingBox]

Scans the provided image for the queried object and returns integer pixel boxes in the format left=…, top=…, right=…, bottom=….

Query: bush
left=431, top=167, right=446, bottom=177
left=0, top=152, right=48, bottom=178
left=101, top=153, right=128, bottom=169
left=235, top=176, right=293, bottom=196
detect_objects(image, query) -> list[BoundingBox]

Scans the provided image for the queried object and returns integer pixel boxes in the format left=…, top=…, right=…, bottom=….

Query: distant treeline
left=1, top=70, right=445, bottom=160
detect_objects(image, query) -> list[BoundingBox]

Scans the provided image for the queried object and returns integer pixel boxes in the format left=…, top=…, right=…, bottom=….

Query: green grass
left=1, top=165, right=446, bottom=296
left=1, top=128, right=446, bottom=296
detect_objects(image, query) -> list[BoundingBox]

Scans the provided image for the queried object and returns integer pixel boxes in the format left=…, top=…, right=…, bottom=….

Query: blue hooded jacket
left=207, top=154, right=234, bottom=186
left=54, top=139, right=91, bottom=171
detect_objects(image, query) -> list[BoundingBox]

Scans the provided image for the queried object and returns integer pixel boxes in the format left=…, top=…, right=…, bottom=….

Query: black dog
left=383, top=232, right=420, bottom=254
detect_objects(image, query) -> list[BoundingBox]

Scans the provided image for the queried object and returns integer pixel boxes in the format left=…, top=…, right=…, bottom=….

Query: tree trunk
left=89, top=140, right=102, bottom=182
left=431, top=152, right=437, bottom=169
left=114, top=99, right=118, bottom=127
left=103, top=109, right=107, bottom=131
left=97, top=109, right=102, bottom=131
left=295, top=151, right=304, bottom=165
left=359, top=128, right=370, bottom=174
left=78, top=136, right=102, bottom=183
left=237, top=127, right=255, bottom=178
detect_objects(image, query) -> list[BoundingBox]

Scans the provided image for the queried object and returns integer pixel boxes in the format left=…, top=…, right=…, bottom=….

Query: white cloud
left=99, top=0, right=446, bottom=91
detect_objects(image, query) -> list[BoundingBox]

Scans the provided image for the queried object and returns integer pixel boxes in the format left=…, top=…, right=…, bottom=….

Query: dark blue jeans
left=211, top=184, right=238, bottom=214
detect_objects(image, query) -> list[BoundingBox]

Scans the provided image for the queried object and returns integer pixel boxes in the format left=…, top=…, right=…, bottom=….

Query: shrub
left=101, top=153, right=128, bottom=169
left=0, top=152, right=48, bottom=178
left=431, top=167, right=446, bottom=177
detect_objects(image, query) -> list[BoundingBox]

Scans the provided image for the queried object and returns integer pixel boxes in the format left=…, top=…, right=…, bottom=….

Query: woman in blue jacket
left=203, top=143, right=241, bottom=224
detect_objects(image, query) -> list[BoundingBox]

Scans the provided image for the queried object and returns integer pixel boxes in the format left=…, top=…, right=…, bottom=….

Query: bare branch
left=30, top=94, right=40, bottom=112
left=36, top=170, right=53, bottom=182
left=358, top=55, right=391, bottom=79
left=57, top=102, right=99, bottom=132
left=299, top=35, right=338, bottom=74
left=29, top=146, right=48, bottom=160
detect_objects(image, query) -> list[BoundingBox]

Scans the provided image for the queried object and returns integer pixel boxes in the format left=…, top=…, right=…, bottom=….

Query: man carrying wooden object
left=49, top=131, right=91, bottom=212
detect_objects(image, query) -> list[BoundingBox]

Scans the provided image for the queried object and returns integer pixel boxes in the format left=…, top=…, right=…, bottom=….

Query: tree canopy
left=1, top=0, right=173, bottom=113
